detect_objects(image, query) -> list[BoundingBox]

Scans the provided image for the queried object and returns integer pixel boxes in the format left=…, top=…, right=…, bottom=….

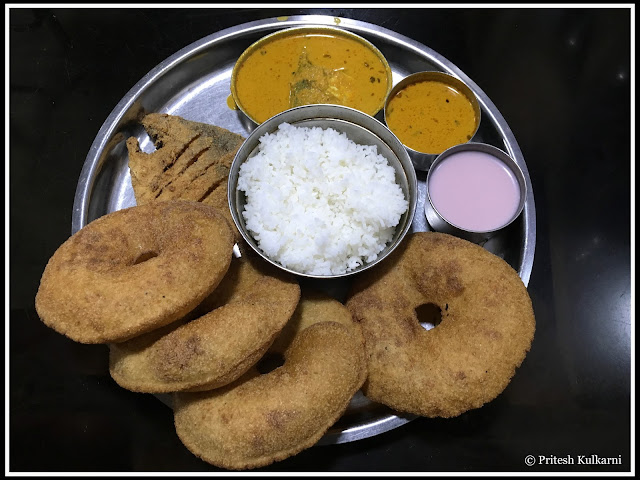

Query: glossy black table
left=8, top=7, right=632, bottom=473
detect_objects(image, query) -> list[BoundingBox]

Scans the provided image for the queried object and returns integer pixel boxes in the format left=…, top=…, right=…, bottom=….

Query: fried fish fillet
left=126, top=113, right=245, bottom=236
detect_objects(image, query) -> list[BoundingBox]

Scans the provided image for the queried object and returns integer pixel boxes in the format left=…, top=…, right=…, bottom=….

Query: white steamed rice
left=237, top=122, right=409, bottom=276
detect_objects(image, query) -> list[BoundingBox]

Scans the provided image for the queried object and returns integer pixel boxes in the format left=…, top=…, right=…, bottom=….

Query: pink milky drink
left=427, top=148, right=522, bottom=232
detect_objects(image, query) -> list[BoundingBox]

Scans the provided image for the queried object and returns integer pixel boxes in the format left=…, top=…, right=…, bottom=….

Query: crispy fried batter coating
left=346, top=232, right=535, bottom=418
left=35, top=201, right=234, bottom=344
left=173, top=293, right=366, bottom=470
left=191, top=248, right=291, bottom=317
left=268, top=290, right=356, bottom=354
left=108, top=255, right=300, bottom=393
left=126, top=113, right=245, bottom=239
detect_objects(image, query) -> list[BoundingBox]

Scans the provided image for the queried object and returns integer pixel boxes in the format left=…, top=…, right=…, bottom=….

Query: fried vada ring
left=108, top=255, right=301, bottom=393
left=35, top=201, right=234, bottom=344
left=173, top=293, right=366, bottom=470
left=346, top=232, right=535, bottom=418
left=268, top=290, right=358, bottom=354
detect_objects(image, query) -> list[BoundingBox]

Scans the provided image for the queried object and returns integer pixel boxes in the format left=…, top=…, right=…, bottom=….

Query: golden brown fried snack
left=191, top=248, right=287, bottom=317
left=173, top=293, right=366, bottom=470
left=108, top=255, right=300, bottom=393
left=126, top=113, right=245, bottom=238
left=268, top=290, right=356, bottom=354
left=35, top=201, right=234, bottom=344
left=346, top=232, right=535, bottom=418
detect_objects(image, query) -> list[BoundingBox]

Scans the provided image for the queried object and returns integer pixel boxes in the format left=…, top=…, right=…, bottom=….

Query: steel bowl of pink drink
left=424, top=142, right=526, bottom=243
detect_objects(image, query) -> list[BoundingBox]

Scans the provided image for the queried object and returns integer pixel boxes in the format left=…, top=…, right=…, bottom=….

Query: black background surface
left=8, top=6, right=633, bottom=473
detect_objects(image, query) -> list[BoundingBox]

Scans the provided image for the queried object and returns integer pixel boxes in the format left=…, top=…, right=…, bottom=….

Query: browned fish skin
left=346, top=232, right=536, bottom=418
left=35, top=201, right=234, bottom=344
left=126, top=113, right=245, bottom=237
left=173, top=293, right=366, bottom=470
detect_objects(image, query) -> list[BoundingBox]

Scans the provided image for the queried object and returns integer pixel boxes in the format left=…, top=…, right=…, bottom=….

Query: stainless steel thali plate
left=72, top=14, right=536, bottom=446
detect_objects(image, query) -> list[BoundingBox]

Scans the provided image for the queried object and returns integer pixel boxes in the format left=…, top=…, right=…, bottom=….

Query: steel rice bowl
left=228, top=104, right=418, bottom=279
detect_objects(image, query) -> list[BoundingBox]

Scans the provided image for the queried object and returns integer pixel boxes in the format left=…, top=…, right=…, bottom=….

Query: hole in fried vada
left=133, top=250, right=159, bottom=265
left=256, top=352, right=285, bottom=374
left=416, top=303, right=442, bottom=331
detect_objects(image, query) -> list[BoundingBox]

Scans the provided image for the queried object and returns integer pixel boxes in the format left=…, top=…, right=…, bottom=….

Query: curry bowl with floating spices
left=230, top=26, right=393, bottom=125
left=384, top=71, right=482, bottom=171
